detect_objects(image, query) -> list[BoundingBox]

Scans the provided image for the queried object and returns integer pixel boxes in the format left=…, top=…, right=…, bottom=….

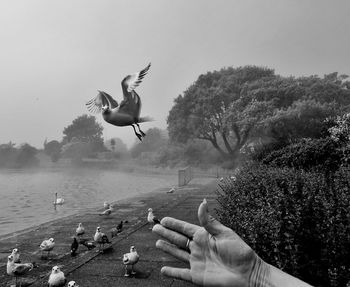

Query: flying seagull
left=86, top=63, right=152, bottom=141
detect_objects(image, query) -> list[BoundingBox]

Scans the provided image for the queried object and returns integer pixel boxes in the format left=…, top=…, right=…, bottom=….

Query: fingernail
left=203, top=198, right=207, bottom=204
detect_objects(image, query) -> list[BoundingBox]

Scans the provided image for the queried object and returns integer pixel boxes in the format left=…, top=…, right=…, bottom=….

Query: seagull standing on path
left=94, top=227, right=111, bottom=252
left=86, top=63, right=152, bottom=141
left=147, top=208, right=160, bottom=229
left=11, top=248, right=21, bottom=263
left=71, top=237, right=79, bottom=256
left=76, top=223, right=85, bottom=237
left=39, top=238, right=55, bottom=258
left=123, top=246, right=139, bottom=277
left=110, top=220, right=124, bottom=238
left=7, top=254, right=35, bottom=287
left=116, top=220, right=123, bottom=233
left=48, top=266, right=66, bottom=287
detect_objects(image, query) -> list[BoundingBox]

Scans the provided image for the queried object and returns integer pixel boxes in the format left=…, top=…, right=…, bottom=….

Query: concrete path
left=0, top=178, right=219, bottom=287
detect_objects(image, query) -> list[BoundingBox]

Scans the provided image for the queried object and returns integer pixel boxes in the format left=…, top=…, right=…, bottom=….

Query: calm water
left=0, top=168, right=177, bottom=236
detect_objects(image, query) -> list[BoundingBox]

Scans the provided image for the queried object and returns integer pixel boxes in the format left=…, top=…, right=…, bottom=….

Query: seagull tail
left=138, top=116, right=153, bottom=123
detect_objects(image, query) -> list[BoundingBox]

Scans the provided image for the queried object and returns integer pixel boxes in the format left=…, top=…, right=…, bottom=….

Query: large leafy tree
left=167, top=67, right=350, bottom=160
left=62, top=114, right=104, bottom=151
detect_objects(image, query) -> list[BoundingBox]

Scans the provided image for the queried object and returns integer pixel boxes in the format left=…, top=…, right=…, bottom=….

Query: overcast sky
left=1, top=0, right=350, bottom=148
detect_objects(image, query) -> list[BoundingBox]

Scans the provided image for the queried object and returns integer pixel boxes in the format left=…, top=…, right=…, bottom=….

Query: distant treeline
left=0, top=142, right=39, bottom=168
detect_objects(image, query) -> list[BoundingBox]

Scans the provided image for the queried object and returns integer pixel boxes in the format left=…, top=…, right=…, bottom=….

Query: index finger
left=160, top=217, right=200, bottom=238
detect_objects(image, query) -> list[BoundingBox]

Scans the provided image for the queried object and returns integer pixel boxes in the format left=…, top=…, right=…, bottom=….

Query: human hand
left=153, top=198, right=268, bottom=287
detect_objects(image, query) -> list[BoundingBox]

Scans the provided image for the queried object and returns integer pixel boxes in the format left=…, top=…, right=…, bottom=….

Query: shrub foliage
left=217, top=164, right=350, bottom=287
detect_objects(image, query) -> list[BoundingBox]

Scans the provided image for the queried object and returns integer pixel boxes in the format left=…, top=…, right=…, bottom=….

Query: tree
left=105, top=137, right=128, bottom=158
left=0, top=142, right=17, bottom=168
left=44, top=140, right=62, bottom=162
left=61, top=138, right=91, bottom=164
left=62, top=114, right=105, bottom=152
left=167, top=66, right=350, bottom=161
left=15, top=143, right=39, bottom=167
left=168, top=66, right=276, bottom=159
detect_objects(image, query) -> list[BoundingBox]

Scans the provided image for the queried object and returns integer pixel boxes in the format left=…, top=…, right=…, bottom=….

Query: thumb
left=198, top=198, right=226, bottom=236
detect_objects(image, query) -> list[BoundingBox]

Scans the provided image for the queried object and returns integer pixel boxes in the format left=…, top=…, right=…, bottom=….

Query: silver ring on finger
left=185, top=238, right=191, bottom=252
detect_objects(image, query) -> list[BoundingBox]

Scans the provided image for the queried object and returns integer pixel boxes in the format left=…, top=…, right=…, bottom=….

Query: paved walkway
left=0, top=178, right=219, bottom=287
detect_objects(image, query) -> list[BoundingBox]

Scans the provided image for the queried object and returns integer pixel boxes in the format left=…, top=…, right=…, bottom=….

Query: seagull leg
left=136, top=123, right=146, bottom=137
left=131, top=265, right=136, bottom=275
left=132, top=125, right=142, bottom=141
left=124, top=265, right=130, bottom=277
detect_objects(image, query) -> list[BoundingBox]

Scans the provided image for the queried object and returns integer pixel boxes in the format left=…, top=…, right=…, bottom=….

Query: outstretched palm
left=153, top=199, right=257, bottom=287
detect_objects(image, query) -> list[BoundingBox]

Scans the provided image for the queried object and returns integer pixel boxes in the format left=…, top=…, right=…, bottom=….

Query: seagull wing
left=13, top=263, right=33, bottom=275
left=86, top=91, right=119, bottom=113
left=121, top=63, right=151, bottom=96
left=40, top=240, right=48, bottom=249
left=123, top=253, right=130, bottom=264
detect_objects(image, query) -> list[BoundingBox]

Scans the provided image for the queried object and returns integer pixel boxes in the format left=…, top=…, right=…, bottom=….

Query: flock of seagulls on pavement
left=6, top=198, right=162, bottom=286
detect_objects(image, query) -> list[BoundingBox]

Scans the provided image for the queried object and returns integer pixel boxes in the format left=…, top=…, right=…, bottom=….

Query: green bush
left=261, top=138, right=343, bottom=173
left=216, top=163, right=350, bottom=287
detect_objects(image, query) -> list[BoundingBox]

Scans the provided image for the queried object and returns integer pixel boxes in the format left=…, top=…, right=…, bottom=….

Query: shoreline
left=0, top=168, right=181, bottom=238
left=0, top=184, right=174, bottom=241
left=0, top=177, right=217, bottom=287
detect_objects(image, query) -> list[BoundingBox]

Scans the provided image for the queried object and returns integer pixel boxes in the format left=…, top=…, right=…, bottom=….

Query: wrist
left=249, top=255, right=271, bottom=287
left=249, top=255, right=313, bottom=287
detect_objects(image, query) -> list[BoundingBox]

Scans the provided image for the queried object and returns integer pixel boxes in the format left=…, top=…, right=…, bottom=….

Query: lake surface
left=0, top=168, right=177, bottom=236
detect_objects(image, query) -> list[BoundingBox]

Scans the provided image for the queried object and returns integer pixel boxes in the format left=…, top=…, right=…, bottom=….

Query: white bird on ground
left=147, top=208, right=160, bottom=229
left=123, top=246, right=139, bottom=277
left=167, top=187, right=175, bottom=193
left=7, top=254, right=34, bottom=287
left=39, top=238, right=55, bottom=258
left=54, top=193, right=64, bottom=205
left=48, top=266, right=66, bottom=287
left=99, top=205, right=113, bottom=216
left=94, top=226, right=111, bottom=251
left=68, top=281, right=79, bottom=287
left=76, top=223, right=85, bottom=236
left=11, top=248, right=21, bottom=263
